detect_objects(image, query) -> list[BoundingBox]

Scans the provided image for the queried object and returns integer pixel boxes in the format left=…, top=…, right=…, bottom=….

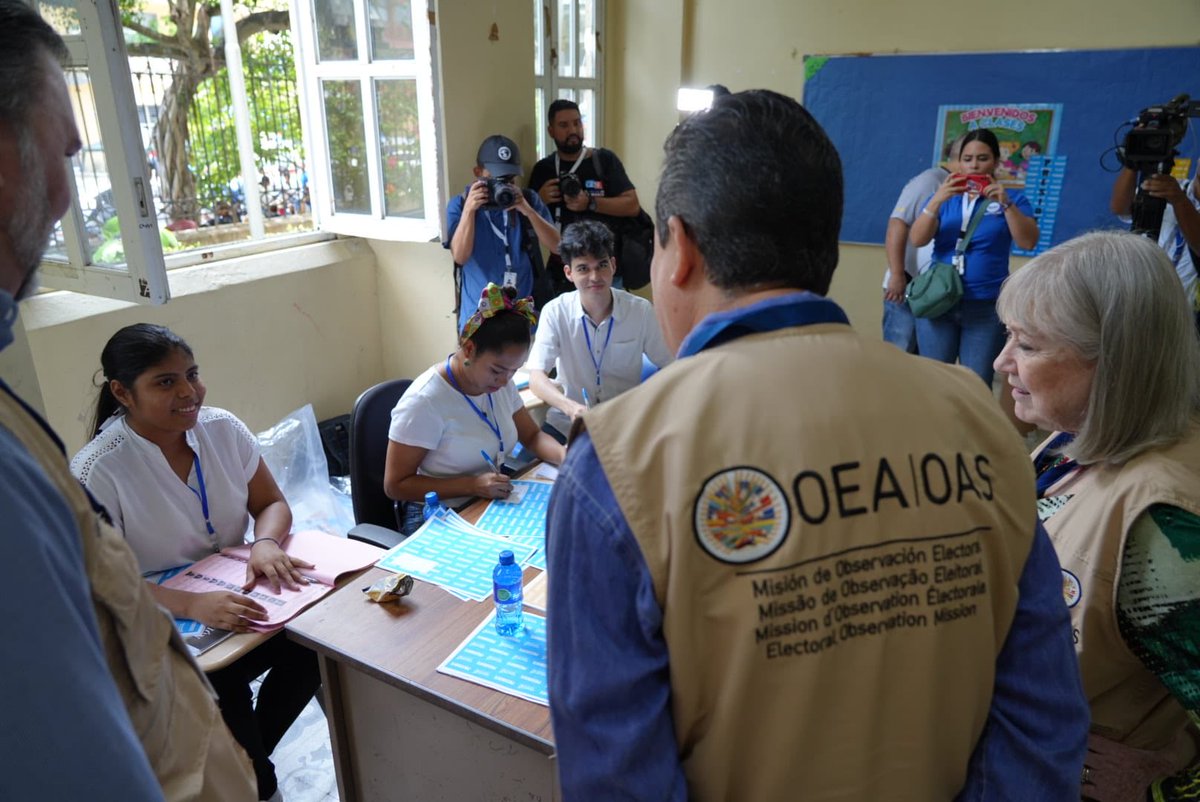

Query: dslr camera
left=483, top=176, right=521, bottom=209
left=1121, top=94, right=1200, bottom=237
left=558, top=172, right=584, bottom=199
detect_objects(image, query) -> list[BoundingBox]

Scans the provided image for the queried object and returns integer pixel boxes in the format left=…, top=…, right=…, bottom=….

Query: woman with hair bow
left=384, top=283, right=567, bottom=534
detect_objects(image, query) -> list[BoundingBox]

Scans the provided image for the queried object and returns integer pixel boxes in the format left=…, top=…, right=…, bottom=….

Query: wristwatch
left=587, top=194, right=598, bottom=212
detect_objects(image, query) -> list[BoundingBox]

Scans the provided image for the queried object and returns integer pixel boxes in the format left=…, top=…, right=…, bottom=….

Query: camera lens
left=560, top=173, right=582, bottom=198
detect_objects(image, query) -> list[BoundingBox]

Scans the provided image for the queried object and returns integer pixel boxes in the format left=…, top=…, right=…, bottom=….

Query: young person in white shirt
left=528, top=220, right=674, bottom=441
left=384, top=283, right=567, bottom=535
left=71, top=323, right=319, bottom=802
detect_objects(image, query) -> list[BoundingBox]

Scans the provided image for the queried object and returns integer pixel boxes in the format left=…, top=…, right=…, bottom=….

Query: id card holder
left=503, top=270, right=517, bottom=288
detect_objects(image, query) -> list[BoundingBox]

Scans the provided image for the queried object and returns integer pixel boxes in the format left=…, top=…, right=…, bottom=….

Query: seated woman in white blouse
left=71, top=323, right=318, bottom=802
left=385, top=283, right=566, bottom=534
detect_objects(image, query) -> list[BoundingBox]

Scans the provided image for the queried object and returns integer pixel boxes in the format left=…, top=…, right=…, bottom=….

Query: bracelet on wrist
left=251, top=537, right=280, bottom=549
left=920, top=206, right=936, bottom=217
left=999, top=201, right=1013, bottom=212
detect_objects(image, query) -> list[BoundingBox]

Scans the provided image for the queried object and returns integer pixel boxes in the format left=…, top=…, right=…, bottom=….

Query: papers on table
left=438, top=612, right=549, bottom=706
left=375, top=511, right=538, bottom=601
left=473, top=479, right=553, bottom=570
left=529, top=462, right=558, bottom=482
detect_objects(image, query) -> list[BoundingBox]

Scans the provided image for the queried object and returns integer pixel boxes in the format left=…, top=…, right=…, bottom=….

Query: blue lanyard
left=444, top=355, right=504, bottom=457
left=187, top=453, right=217, bottom=539
left=581, top=314, right=615, bottom=393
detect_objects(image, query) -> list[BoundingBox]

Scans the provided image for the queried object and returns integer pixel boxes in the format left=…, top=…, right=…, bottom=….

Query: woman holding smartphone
left=909, top=128, right=1039, bottom=384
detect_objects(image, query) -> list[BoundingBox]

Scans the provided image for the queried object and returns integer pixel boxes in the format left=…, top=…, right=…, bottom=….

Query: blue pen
left=480, top=449, right=501, bottom=473
left=581, top=387, right=592, bottom=408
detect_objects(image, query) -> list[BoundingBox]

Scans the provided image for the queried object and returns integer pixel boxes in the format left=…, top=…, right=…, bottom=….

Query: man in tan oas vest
left=0, top=4, right=255, bottom=799
left=545, top=89, right=1090, bottom=801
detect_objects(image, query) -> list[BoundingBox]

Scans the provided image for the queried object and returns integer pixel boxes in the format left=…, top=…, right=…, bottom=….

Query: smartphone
left=962, top=174, right=992, bottom=194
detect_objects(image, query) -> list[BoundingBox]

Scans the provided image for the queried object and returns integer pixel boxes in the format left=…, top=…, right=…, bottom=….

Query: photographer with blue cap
left=447, top=134, right=560, bottom=330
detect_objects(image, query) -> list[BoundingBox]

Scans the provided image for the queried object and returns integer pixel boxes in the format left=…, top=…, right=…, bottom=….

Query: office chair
left=347, top=378, right=412, bottom=550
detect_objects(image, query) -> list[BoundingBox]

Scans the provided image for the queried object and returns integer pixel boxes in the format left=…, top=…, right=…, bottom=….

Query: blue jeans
left=400, top=500, right=425, bottom=536
left=882, top=298, right=918, bottom=353
left=914, top=298, right=1005, bottom=385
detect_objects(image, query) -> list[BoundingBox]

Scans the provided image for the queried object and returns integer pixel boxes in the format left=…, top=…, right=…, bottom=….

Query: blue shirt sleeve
left=0, top=428, right=164, bottom=801
left=530, top=191, right=553, bottom=224
left=546, top=431, right=688, bottom=801
left=955, top=520, right=1089, bottom=802
left=445, top=190, right=466, bottom=249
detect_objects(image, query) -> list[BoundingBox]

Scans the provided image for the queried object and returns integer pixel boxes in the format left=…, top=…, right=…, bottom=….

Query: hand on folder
left=188, top=591, right=268, bottom=633
left=243, top=536, right=315, bottom=594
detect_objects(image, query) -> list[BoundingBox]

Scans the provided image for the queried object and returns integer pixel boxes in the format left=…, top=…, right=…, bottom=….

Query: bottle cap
left=425, top=491, right=439, bottom=505
left=498, top=549, right=515, bottom=565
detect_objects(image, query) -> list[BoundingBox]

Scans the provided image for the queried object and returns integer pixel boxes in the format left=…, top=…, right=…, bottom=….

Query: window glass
left=315, top=0, right=359, bottom=61
left=369, top=0, right=414, bottom=60
left=576, top=0, right=595, bottom=78
left=375, top=79, right=423, bottom=218
left=322, top=80, right=371, bottom=214
left=556, top=0, right=574, bottom=77
left=37, top=0, right=81, bottom=36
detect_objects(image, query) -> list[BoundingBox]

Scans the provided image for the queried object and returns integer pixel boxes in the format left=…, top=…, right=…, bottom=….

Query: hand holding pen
left=476, top=449, right=513, bottom=499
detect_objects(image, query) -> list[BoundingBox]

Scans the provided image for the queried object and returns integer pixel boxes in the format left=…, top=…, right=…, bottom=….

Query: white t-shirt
left=388, top=362, right=524, bottom=506
left=1157, top=178, right=1200, bottom=308
left=883, top=166, right=948, bottom=288
left=528, top=288, right=674, bottom=432
left=70, top=406, right=260, bottom=574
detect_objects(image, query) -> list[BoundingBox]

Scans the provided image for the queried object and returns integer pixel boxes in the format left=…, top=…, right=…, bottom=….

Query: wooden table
left=287, top=561, right=556, bottom=801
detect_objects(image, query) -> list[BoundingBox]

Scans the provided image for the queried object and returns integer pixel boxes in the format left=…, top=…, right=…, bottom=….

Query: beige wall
left=20, top=240, right=385, bottom=457
left=605, top=0, right=1200, bottom=333
left=436, top=1, right=539, bottom=192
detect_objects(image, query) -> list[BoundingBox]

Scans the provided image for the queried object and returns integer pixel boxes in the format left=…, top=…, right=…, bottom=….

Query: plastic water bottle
left=423, top=491, right=443, bottom=521
left=493, top=550, right=525, bottom=636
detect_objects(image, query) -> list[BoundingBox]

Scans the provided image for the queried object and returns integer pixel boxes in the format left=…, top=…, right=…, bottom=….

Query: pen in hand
left=581, top=388, right=592, bottom=408
left=480, top=449, right=501, bottom=473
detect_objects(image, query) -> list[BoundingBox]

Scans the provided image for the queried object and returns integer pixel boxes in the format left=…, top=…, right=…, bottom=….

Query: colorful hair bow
left=459, top=282, right=538, bottom=342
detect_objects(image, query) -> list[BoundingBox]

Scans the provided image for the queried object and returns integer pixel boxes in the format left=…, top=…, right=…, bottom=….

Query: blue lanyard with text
left=581, top=314, right=615, bottom=394
left=444, top=355, right=504, bottom=457
left=187, top=452, right=218, bottom=541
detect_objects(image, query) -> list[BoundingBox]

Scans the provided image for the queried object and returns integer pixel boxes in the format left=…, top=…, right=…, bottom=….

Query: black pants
left=207, top=634, right=321, bottom=800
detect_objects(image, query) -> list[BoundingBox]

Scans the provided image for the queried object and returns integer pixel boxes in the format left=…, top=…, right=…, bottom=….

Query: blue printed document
left=375, top=513, right=538, bottom=601
left=473, top=479, right=553, bottom=569
left=438, top=611, right=548, bottom=706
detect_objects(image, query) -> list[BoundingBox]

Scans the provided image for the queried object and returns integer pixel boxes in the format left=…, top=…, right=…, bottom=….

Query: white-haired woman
left=993, top=230, right=1200, bottom=802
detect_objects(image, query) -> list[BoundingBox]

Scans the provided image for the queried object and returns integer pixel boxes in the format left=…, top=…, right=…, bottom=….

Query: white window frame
left=290, top=0, right=442, bottom=242
left=534, top=0, right=605, bottom=159
left=36, top=0, right=170, bottom=304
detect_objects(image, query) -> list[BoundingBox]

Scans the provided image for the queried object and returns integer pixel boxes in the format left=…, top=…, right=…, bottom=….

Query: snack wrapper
left=363, top=573, right=414, bottom=603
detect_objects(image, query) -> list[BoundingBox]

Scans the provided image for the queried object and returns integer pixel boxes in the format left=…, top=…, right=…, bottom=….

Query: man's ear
left=472, top=166, right=484, bottom=179
left=665, top=215, right=700, bottom=288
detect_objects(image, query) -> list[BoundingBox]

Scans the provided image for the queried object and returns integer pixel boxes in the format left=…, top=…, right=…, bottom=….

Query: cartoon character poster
left=933, top=104, right=1063, bottom=188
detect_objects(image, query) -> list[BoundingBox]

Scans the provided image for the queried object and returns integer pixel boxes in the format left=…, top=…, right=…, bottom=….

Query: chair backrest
left=349, top=378, right=412, bottom=529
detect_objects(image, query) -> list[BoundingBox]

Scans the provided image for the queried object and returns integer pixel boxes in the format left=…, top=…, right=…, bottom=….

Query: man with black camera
left=529, top=100, right=641, bottom=292
left=1109, top=99, right=1200, bottom=326
left=448, top=134, right=560, bottom=331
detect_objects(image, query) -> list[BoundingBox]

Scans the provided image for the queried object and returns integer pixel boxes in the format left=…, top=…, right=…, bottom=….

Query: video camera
left=483, top=176, right=521, bottom=210
left=1122, top=94, right=1200, bottom=237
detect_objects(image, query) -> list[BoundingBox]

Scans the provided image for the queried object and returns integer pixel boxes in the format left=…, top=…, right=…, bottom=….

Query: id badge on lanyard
left=488, top=212, right=518, bottom=288
left=953, top=194, right=979, bottom=274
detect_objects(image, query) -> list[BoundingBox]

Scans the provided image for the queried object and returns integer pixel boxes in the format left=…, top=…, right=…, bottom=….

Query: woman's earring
left=464, top=359, right=472, bottom=366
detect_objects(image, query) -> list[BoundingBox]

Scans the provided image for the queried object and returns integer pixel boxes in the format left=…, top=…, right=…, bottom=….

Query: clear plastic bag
left=255, top=404, right=356, bottom=537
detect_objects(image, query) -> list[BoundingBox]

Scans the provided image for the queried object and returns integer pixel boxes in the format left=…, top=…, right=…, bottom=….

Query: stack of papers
left=473, top=479, right=554, bottom=571
left=375, top=511, right=538, bottom=601
left=438, top=612, right=549, bottom=706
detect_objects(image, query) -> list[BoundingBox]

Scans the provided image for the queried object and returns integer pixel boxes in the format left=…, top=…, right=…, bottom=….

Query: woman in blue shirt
left=909, top=128, right=1039, bottom=384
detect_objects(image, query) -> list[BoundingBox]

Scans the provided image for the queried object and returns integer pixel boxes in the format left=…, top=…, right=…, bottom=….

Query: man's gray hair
left=997, top=230, right=1200, bottom=465
left=0, top=0, right=70, bottom=137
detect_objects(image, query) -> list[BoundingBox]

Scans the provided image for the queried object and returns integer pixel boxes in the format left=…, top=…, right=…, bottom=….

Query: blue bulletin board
left=802, top=47, right=1200, bottom=247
